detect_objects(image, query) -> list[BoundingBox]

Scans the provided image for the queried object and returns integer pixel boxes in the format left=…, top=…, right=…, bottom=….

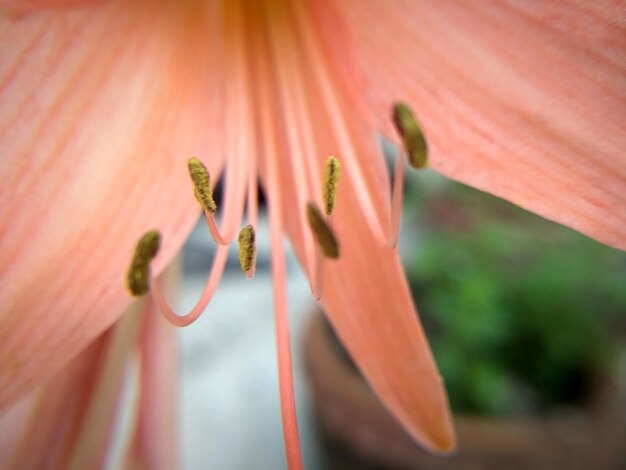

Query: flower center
left=123, top=96, right=427, bottom=470
left=125, top=100, right=426, bottom=301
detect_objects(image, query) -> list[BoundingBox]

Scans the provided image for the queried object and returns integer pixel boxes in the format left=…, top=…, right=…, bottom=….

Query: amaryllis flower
left=1, top=0, right=624, bottom=468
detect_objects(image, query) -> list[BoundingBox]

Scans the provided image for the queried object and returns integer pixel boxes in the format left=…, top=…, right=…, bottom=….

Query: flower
left=0, top=0, right=624, bottom=468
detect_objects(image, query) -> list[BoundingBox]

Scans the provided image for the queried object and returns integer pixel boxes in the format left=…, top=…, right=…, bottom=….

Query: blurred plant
left=406, top=178, right=626, bottom=416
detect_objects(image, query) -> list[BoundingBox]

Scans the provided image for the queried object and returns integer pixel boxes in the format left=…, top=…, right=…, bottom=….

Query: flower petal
left=0, top=298, right=144, bottom=468
left=0, top=0, right=98, bottom=13
left=126, top=297, right=178, bottom=470
left=337, top=0, right=626, bottom=250
left=0, top=0, right=219, bottom=408
left=270, top=121, right=456, bottom=450
left=322, top=191, right=456, bottom=452
left=0, top=331, right=110, bottom=469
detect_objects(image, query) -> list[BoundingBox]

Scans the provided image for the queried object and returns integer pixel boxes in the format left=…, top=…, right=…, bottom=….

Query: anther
left=188, top=157, right=217, bottom=214
left=238, top=224, right=256, bottom=274
left=392, top=102, right=428, bottom=168
left=126, top=229, right=161, bottom=296
left=322, top=156, right=341, bottom=216
left=306, top=203, right=339, bottom=259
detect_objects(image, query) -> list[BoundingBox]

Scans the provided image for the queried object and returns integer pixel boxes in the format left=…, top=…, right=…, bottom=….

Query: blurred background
left=177, top=160, right=626, bottom=469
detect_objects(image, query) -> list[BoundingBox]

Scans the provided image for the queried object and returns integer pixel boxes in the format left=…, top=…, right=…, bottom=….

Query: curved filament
left=151, top=244, right=229, bottom=327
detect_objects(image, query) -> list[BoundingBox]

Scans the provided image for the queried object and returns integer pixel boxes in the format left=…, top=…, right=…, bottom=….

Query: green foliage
left=405, top=176, right=626, bottom=416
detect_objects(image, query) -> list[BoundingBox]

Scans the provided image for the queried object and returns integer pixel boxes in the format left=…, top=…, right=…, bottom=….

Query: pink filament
left=292, top=2, right=391, bottom=248
left=311, top=246, right=324, bottom=301
left=262, top=111, right=304, bottom=470
left=245, top=171, right=259, bottom=280
left=204, top=213, right=230, bottom=246
left=203, top=0, right=251, bottom=247
left=388, top=146, right=405, bottom=249
left=264, top=13, right=324, bottom=299
left=151, top=244, right=229, bottom=327
left=254, top=3, right=303, bottom=467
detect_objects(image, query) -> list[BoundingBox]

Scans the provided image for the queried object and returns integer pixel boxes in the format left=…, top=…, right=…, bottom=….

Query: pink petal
left=0, top=1, right=219, bottom=408
left=0, top=299, right=143, bottom=468
left=321, top=191, right=456, bottom=452
left=0, top=0, right=99, bottom=13
left=272, top=127, right=456, bottom=450
left=0, top=332, right=110, bottom=468
left=336, top=0, right=626, bottom=250
left=126, top=297, right=178, bottom=470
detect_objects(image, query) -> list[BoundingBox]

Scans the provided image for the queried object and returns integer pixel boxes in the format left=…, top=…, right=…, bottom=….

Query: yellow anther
left=392, top=102, right=428, bottom=169
left=322, top=156, right=341, bottom=216
left=238, top=224, right=256, bottom=273
left=188, top=157, right=217, bottom=214
left=126, top=229, right=161, bottom=296
left=306, top=203, right=339, bottom=259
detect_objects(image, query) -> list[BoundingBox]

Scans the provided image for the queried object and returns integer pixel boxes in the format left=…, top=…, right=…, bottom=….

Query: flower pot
left=304, top=312, right=626, bottom=469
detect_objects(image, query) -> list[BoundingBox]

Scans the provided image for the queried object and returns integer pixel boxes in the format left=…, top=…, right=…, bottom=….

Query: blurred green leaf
left=405, top=178, right=626, bottom=416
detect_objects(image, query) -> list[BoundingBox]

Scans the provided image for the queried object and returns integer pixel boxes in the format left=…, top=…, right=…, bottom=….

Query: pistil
left=387, top=101, right=429, bottom=248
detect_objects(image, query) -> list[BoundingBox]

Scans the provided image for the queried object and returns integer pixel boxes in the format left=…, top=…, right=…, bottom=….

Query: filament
left=255, top=4, right=304, bottom=466
left=388, top=145, right=405, bottom=249
left=151, top=244, right=229, bottom=328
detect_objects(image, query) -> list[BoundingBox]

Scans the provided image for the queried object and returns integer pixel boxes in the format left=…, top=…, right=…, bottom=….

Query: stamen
left=264, top=16, right=324, bottom=299
left=311, top=248, right=324, bottom=301
left=306, top=203, right=339, bottom=259
left=255, top=18, right=304, bottom=466
left=387, top=145, right=405, bottom=249
left=292, top=3, right=389, bottom=247
left=188, top=157, right=217, bottom=214
left=244, top=162, right=259, bottom=280
left=188, top=159, right=239, bottom=246
left=322, top=156, right=341, bottom=216
left=238, top=224, right=256, bottom=276
left=126, top=229, right=161, bottom=296
left=392, top=102, right=428, bottom=169
left=152, top=244, right=229, bottom=327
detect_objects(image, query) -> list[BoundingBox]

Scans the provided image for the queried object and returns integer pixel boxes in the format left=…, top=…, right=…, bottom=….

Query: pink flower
left=0, top=0, right=623, bottom=468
